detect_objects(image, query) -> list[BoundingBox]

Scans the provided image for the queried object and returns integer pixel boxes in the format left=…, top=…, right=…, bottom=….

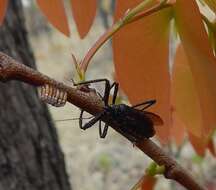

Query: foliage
left=0, top=0, right=216, bottom=189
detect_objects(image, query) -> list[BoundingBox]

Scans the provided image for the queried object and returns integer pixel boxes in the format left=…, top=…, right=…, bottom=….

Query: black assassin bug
left=39, top=79, right=163, bottom=142
left=73, top=79, right=163, bottom=142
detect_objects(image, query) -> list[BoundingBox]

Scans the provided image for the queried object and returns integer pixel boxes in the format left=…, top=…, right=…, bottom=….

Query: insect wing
left=143, top=111, right=163, bottom=126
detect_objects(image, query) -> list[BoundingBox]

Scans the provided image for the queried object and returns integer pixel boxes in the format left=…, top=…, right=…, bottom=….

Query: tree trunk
left=0, top=1, right=71, bottom=190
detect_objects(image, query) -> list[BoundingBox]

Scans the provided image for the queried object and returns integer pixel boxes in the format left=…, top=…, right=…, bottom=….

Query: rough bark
left=0, top=1, right=71, bottom=190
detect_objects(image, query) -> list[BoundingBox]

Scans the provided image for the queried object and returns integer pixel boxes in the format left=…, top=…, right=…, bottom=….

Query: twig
left=0, top=52, right=205, bottom=190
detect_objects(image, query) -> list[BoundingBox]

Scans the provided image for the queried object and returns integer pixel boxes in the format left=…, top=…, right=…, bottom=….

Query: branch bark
left=0, top=52, right=205, bottom=190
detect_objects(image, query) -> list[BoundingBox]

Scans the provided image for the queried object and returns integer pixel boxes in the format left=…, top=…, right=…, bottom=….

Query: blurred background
left=21, top=0, right=216, bottom=189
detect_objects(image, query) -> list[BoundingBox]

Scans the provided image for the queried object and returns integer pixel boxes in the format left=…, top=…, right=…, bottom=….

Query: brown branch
left=0, top=52, right=206, bottom=190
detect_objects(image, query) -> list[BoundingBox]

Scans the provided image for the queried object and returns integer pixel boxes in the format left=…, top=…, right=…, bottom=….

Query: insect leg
left=74, top=79, right=113, bottom=138
left=73, top=78, right=110, bottom=87
left=102, top=80, right=111, bottom=106
left=110, top=82, right=119, bottom=105
left=73, top=79, right=111, bottom=104
left=132, top=100, right=156, bottom=110
left=82, top=112, right=104, bottom=130
left=99, top=122, right=109, bottom=138
left=79, top=109, right=85, bottom=129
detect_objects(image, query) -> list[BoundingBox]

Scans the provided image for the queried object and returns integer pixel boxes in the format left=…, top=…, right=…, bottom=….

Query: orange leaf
left=170, top=108, right=186, bottom=146
left=188, top=133, right=206, bottom=156
left=131, top=175, right=157, bottom=190
left=141, top=175, right=156, bottom=190
left=208, top=138, right=216, bottom=157
left=70, top=0, right=97, bottom=38
left=113, top=0, right=172, bottom=143
left=174, top=0, right=216, bottom=138
left=188, top=132, right=215, bottom=156
left=37, top=0, right=70, bottom=36
left=172, top=44, right=202, bottom=137
left=0, top=0, right=8, bottom=25
left=171, top=65, right=186, bottom=147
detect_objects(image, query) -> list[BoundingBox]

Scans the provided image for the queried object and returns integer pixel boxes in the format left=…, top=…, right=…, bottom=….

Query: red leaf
left=188, top=133, right=210, bottom=156
left=0, top=0, right=8, bottom=25
left=189, top=133, right=215, bottom=157
left=113, top=0, right=172, bottom=143
left=172, top=44, right=203, bottom=137
left=131, top=175, right=157, bottom=190
left=208, top=138, right=216, bottom=157
left=170, top=109, right=186, bottom=146
left=174, top=0, right=216, bottom=138
left=141, top=175, right=156, bottom=190
left=37, top=0, right=70, bottom=36
left=70, top=0, right=97, bottom=38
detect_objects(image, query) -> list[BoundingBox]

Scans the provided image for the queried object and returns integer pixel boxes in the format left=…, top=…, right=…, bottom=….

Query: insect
left=74, top=79, right=163, bottom=142
left=39, top=79, right=163, bottom=142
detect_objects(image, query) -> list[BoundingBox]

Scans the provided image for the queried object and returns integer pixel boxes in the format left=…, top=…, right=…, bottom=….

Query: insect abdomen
left=106, top=104, right=155, bottom=141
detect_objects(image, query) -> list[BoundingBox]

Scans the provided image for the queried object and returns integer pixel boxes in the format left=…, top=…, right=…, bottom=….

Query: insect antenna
left=55, top=115, right=94, bottom=122
left=132, top=100, right=156, bottom=110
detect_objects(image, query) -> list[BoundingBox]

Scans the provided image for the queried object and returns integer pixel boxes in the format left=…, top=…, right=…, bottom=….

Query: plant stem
left=0, top=52, right=206, bottom=190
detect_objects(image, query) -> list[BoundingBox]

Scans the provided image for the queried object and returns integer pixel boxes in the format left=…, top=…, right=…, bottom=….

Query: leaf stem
left=79, top=0, right=172, bottom=75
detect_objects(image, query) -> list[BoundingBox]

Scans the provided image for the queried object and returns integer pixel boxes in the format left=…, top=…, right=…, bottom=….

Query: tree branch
left=0, top=52, right=205, bottom=190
